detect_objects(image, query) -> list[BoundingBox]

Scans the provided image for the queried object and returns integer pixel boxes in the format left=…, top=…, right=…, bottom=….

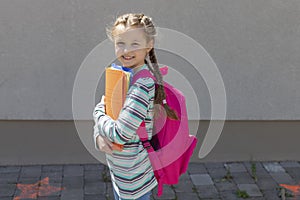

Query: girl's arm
left=93, top=78, right=155, bottom=144
left=93, top=121, right=113, bottom=154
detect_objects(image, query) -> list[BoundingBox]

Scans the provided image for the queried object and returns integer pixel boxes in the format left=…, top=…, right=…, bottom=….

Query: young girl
left=93, top=13, right=177, bottom=200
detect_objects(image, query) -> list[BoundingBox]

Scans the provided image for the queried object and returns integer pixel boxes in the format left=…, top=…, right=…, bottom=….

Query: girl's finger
left=104, top=146, right=113, bottom=155
left=103, top=137, right=113, bottom=148
left=100, top=95, right=105, bottom=104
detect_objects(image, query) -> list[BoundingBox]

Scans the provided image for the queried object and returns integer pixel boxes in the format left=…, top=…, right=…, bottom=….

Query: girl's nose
left=123, top=47, right=131, bottom=53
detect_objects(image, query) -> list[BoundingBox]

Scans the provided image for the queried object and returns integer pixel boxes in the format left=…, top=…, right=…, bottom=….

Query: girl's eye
left=116, top=42, right=125, bottom=46
left=132, top=43, right=140, bottom=46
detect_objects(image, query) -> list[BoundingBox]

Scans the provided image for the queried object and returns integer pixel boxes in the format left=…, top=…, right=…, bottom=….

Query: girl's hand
left=100, top=95, right=105, bottom=105
left=96, top=135, right=113, bottom=155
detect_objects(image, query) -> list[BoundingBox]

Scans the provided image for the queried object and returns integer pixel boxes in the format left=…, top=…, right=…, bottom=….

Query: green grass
left=251, top=162, right=258, bottom=182
left=102, top=166, right=111, bottom=182
left=236, top=190, right=250, bottom=198
left=221, top=166, right=233, bottom=182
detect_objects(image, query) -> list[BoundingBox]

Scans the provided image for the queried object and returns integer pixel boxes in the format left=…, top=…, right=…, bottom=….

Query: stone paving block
left=0, top=183, right=16, bottom=197
left=196, top=185, right=219, bottom=199
left=0, top=166, right=21, bottom=173
left=61, top=188, right=84, bottom=200
left=219, top=190, right=240, bottom=200
left=1, top=197, right=14, bottom=200
left=20, top=165, right=42, bottom=178
left=17, top=177, right=41, bottom=183
left=84, top=170, right=102, bottom=178
left=84, top=171, right=103, bottom=183
left=106, top=192, right=114, bottom=200
left=237, top=184, right=263, bottom=197
left=178, top=171, right=190, bottom=182
left=62, top=176, right=84, bottom=189
left=243, top=161, right=266, bottom=171
left=84, top=182, right=106, bottom=195
left=201, top=199, right=222, bottom=200
left=63, top=165, right=84, bottom=177
left=37, top=197, right=61, bottom=200
left=152, top=185, right=175, bottom=199
left=205, top=162, right=225, bottom=169
left=42, top=165, right=63, bottom=172
left=173, top=179, right=195, bottom=193
left=41, top=171, right=63, bottom=181
left=244, top=162, right=268, bottom=174
left=190, top=174, right=213, bottom=186
left=84, top=177, right=103, bottom=184
left=84, top=164, right=104, bottom=171
left=262, top=189, right=281, bottom=200
left=255, top=171, right=273, bottom=180
left=270, top=172, right=296, bottom=184
left=215, top=180, right=238, bottom=191
left=280, top=161, right=300, bottom=168
left=43, top=177, right=62, bottom=184
left=0, top=172, right=19, bottom=184
left=285, top=167, right=300, bottom=180
left=38, top=192, right=61, bottom=199
left=176, top=192, right=199, bottom=200
left=232, top=172, right=255, bottom=184
left=21, top=165, right=42, bottom=172
left=84, top=194, right=107, bottom=200
left=3, top=162, right=300, bottom=200
left=206, top=167, right=227, bottom=180
left=105, top=182, right=114, bottom=199
left=256, top=177, right=279, bottom=190
left=263, top=162, right=285, bottom=173
left=188, top=163, right=207, bottom=174
left=224, top=163, right=247, bottom=173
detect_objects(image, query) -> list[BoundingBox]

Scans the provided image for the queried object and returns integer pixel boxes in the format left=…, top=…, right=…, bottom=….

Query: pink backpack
left=132, top=66, right=198, bottom=197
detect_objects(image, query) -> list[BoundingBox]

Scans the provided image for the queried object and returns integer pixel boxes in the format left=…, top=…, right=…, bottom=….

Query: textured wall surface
left=1, top=1, right=300, bottom=165
left=1, top=0, right=300, bottom=120
left=1, top=120, right=300, bottom=165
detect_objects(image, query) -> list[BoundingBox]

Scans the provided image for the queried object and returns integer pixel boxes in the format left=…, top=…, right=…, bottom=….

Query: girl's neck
left=132, top=63, right=146, bottom=74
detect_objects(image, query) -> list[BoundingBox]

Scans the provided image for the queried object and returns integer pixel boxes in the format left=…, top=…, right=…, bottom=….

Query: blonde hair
left=106, top=13, right=178, bottom=120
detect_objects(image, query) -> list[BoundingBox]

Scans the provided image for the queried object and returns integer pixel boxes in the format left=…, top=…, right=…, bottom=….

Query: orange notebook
left=105, top=64, right=132, bottom=151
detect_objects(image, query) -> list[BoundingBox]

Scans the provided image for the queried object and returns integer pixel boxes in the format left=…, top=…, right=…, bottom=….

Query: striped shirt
left=93, top=63, right=157, bottom=199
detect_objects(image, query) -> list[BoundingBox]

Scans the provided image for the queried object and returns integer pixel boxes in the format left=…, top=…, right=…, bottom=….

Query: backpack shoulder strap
left=133, top=65, right=168, bottom=141
left=131, top=65, right=168, bottom=85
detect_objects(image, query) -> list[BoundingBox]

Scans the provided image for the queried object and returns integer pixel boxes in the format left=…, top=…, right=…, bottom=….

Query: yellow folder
left=105, top=67, right=131, bottom=120
left=104, top=65, right=132, bottom=151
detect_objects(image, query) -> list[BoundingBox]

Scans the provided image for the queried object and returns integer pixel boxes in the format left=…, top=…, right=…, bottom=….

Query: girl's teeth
left=123, top=56, right=134, bottom=60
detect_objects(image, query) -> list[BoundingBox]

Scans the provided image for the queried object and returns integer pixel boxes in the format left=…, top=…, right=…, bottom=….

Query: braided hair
left=106, top=13, right=178, bottom=120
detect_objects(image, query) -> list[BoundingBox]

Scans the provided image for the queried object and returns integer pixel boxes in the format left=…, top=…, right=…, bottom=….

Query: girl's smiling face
left=113, top=26, right=153, bottom=69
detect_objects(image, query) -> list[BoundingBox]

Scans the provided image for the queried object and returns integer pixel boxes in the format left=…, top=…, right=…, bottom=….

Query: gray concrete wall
left=1, top=0, right=299, bottom=120
left=1, top=120, right=300, bottom=165
left=1, top=1, right=300, bottom=164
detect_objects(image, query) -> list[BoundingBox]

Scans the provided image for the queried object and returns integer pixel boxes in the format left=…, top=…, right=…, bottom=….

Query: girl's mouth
left=122, top=55, right=135, bottom=60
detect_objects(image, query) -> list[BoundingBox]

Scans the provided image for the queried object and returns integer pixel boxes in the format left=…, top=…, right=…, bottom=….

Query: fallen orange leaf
left=280, top=184, right=300, bottom=194
left=14, top=177, right=65, bottom=200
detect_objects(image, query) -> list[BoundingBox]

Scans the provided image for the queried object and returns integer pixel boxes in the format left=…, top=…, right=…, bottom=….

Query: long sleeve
left=93, top=77, right=155, bottom=145
left=92, top=95, right=105, bottom=151
left=93, top=123, right=101, bottom=151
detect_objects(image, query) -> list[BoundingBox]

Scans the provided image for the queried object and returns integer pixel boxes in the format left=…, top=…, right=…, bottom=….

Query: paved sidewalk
left=1, top=161, right=300, bottom=200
